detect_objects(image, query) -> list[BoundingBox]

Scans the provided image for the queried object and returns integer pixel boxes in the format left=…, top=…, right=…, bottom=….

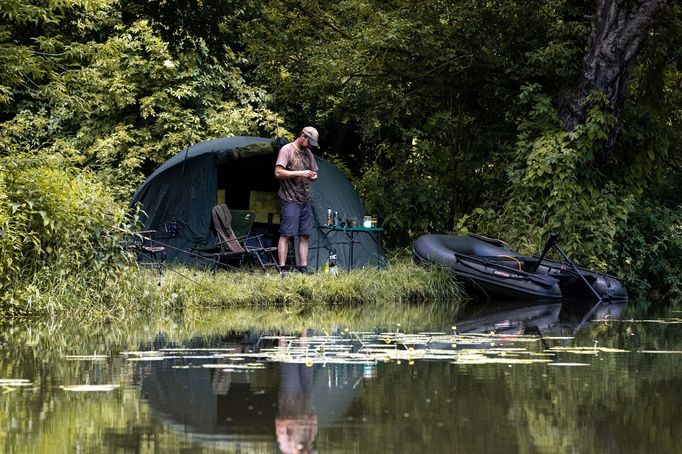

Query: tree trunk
left=560, top=0, right=674, bottom=162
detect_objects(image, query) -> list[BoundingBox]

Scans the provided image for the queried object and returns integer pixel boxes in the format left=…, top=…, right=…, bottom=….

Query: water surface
left=1, top=301, right=681, bottom=453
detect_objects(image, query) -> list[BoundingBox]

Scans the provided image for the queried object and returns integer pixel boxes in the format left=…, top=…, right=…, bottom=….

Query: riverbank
left=1, top=259, right=465, bottom=319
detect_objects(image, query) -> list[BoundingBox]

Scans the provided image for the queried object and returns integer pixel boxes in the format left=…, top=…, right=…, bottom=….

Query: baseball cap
left=302, top=126, right=319, bottom=147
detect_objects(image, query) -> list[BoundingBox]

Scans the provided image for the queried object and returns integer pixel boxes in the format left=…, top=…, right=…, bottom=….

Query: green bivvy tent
left=129, top=136, right=385, bottom=269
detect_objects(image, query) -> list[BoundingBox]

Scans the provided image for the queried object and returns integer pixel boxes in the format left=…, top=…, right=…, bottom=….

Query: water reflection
left=275, top=362, right=318, bottom=454
left=138, top=332, right=366, bottom=453
left=456, top=299, right=628, bottom=336
left=133, top=299, right=628, bottom=451
left=2, top=299, right=682, bottom=453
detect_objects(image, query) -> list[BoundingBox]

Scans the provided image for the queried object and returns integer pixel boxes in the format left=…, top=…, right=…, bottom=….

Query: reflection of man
left=210, top=369, right=231, bottom=395
left=276, top=337, right=318, bottom=453
left=275, top=415, right=318, bottom=454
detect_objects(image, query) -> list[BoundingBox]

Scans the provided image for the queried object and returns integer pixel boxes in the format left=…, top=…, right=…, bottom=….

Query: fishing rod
left=121, top=232, right=221, bottom=289
left=125, top=231, right=287, bottom=285
left=120, top=225, right=261, bottom=272
left=129, top=246, right=205, bottom=288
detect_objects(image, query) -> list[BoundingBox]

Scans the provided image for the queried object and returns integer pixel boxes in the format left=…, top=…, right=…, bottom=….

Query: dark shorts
left=279, top=199, right=313, bottom=237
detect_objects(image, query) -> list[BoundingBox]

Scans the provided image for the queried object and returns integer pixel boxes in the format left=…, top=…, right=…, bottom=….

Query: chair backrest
left=229, top=209, right=256, bottom=238
left=211, top=204, right=246, bottom=253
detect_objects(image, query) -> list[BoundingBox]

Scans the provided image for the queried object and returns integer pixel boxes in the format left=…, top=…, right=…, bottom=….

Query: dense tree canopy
left=1, top=0, right=285, bottom=193
left=1, top=0, right=680, bottom=302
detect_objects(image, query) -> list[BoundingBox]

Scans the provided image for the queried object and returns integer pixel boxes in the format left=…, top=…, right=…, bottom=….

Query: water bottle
left=329, top=249, right=338, bottom=276
left=327, top=207, right=333, bottom=226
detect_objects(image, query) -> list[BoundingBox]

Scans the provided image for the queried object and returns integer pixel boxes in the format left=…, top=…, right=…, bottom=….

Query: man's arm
left=275, top=165, right=317, bottom=180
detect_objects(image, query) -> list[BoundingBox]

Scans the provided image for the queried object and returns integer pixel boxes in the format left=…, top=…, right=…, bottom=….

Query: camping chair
left=122, top=230, right=166, bottom=263
left=195, top=204, right=278, bottom=271
left=122, top=229, right=166, bottom=284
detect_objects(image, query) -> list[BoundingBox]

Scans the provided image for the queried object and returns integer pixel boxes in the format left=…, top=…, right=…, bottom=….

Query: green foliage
left=462, top=86, right=633, bottom=269
left=0, top=0, right=285, bottom=198
left=615, top=205, right=682, bottom=304
left=0, top=0, right=680, bottom=307
left=618, top=6, right=682, bottom=200
left=0, top=154, right=135, bottom=315
left=358, top=138, right=459, bottom=245
left=245, top=0, right=590, bottom=145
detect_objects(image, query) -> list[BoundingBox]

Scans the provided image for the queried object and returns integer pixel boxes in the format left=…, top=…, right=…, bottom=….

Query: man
left=274, top=126, right=319, bottom=272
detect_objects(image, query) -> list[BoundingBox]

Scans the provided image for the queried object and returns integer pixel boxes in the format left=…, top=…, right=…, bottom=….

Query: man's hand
left=301, top=170, right=317, bottom=180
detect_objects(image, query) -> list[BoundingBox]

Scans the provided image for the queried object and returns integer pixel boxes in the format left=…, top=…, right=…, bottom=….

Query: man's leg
left=278, top=199, right=298, bottom=268
left=278, top=235, right=290, bottom=267
left=297, top=203, right=313, bottom=269
left=298, top=235, right=309, bottom=267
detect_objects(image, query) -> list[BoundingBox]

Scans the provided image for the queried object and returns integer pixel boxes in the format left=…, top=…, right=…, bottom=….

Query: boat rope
left=495, top=255, right=523, bottom=271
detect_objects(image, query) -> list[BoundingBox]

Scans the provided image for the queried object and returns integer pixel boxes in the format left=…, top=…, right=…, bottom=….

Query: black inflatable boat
left=413, top=233, right=628, bottom=301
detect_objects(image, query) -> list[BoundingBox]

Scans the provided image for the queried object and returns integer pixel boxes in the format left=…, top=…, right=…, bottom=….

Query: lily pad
left=61, top=384, right=119, bottom=392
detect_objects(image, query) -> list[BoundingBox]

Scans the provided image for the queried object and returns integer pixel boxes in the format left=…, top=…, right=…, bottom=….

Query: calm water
left=1, top=300, right=681, bottom=453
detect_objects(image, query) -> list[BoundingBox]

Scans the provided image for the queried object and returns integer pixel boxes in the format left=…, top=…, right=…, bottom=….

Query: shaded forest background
left=1, top=0, right=680, bottom=305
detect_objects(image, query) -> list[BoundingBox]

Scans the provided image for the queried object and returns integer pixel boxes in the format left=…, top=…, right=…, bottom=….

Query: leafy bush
left=461, top=88, right=632, bottom=268
left=615, top=205, right=682, bottom=305
left=0, top=154, right=134, bottom=315
left=0, top=1, right=285, bottom=199
left=358, top=139, right=457, bottom=246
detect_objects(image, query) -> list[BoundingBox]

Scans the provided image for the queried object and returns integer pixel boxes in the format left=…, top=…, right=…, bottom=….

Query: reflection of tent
left=140, top=358, right=363, bottom=442
left=129, top=136, right=384, bottom=268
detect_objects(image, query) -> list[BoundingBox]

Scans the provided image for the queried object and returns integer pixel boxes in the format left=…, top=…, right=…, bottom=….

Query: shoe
left=296, top=266, right=313, bottom=274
